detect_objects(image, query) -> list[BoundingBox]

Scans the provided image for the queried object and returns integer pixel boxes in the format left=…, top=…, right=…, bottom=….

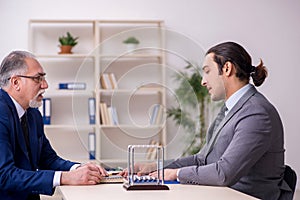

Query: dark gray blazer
left=166, top=85, right=291, bottom=200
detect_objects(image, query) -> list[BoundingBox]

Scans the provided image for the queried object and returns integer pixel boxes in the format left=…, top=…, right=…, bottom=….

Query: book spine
left=100, top=73, right=113, bottom=89
left=100, top=73, right=118, bottom=89
left=150, top=104, right=159, bottom=125
left=111, top=107, right=119, bottom=125
left=109, top=73, right=118, bottom=89
left=100, top=102, right=108, bottom=125
left=155, top=105, right=164, bottom=125
left=103, top=104, right=111, bottom=125
left=107, top=107, right=113, bottom=126
left=100, top=74, right=107, bottom=89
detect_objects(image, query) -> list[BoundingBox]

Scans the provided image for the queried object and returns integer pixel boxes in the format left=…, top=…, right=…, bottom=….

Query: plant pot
left=59, top=45, right=73, bottom=54
left=125, top=43, right=138, bottom=53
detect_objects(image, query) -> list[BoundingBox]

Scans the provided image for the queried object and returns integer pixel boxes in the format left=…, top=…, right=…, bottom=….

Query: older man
left=0, top=51, right=107, bottom=200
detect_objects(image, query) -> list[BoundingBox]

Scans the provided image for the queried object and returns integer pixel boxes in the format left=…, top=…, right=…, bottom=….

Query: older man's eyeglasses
left=8, top=74, right=46, bottom=83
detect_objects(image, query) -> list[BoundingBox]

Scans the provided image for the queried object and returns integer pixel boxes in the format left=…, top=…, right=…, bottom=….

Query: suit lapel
left=1, top=89, right=34, bottom=166
left=204, top=85, right=257, bottom=159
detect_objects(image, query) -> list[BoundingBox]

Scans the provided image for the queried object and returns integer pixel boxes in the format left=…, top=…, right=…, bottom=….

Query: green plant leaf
left=123, top=36, right=140, bottom=44
left=58, top=32, right=79, bottom=46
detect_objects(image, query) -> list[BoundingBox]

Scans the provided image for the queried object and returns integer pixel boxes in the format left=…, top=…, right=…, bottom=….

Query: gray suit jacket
left=166, top=85, right=290, bottom=200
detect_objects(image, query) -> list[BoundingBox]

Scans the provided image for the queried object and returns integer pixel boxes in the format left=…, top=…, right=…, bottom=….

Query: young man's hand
left=149, top=168, right=178, bottom=181
left=119, top=162, right=157, bottom=177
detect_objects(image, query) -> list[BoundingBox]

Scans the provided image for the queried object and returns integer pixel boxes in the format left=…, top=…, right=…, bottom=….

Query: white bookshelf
left=28, top=19, right=166, bottom=167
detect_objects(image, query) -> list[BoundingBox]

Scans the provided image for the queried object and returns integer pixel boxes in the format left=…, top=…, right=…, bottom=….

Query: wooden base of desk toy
left=123, top=183, right=169, bottom=190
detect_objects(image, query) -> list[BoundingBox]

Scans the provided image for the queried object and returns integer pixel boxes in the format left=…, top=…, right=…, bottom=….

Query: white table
left=58, top=183, right=259, bottom=200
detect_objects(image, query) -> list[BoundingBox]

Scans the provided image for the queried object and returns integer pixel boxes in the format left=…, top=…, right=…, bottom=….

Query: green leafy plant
left=123, top=36, right=140, bottom=44
left=167, top=62, right=210, bottom=156
left=58, top=32, right=79, bottom=46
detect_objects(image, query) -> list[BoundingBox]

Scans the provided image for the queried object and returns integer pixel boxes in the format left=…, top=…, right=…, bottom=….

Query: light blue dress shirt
left=225, top=84, right=252, bottom=116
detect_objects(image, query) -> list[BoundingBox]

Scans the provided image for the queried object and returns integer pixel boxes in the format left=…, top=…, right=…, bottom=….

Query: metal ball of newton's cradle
left=123, top=145, right=169, bottom=190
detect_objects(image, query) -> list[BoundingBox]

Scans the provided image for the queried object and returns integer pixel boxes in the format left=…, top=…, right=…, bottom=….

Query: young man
left=0, top=51, right=107, bottom=200
left=135, top=42, right=290, bottom=200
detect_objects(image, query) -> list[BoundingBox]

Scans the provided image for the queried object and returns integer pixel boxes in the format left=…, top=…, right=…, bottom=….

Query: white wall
left=1, top=0, right=299, bottom=188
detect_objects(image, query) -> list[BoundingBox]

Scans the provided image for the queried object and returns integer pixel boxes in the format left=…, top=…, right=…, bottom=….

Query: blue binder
left=88, top=98, right=96, bottom=124
left=59, top=82, right=86, bottom=90
left=88, top=132, right=96, bottom=160
left=43, top=98, right=51, bottom=125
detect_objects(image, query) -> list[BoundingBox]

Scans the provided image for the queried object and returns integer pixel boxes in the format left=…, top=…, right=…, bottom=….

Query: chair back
left=284, top=165, right=297, bottom=193
left=279, top=165, right=297, bottom=200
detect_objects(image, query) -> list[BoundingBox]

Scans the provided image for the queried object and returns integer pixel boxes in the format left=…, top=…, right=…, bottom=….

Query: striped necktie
left=212, top=104, right=227, bottom=133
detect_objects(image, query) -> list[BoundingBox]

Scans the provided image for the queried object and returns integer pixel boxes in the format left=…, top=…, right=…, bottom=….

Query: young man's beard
left=29, top=90, right=45, bottom=108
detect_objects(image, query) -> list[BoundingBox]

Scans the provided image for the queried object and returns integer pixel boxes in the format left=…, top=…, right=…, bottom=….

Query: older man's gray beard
left=29, top=90, right=45, bottom=108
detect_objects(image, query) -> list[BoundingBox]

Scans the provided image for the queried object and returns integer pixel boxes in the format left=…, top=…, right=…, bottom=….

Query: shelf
left=35, top=54, right=95, bottom=58
left=44, top=124, right=95, bottom=129
left=99, top=53, right=162, bottom=59
left=45, top=90, right=94, bottom=97
left=100, top=88, right=163, bottom=95
left=100, top=124, right=164, bottom=129
left=29, top=19, right=95, bottom=23
left=30, top=19, right=163, bottom=24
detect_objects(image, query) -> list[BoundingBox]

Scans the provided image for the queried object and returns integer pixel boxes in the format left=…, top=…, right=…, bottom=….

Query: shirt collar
left=8, top=94, right=26, bottom=119
left=225, top=84, right=252, bottom=115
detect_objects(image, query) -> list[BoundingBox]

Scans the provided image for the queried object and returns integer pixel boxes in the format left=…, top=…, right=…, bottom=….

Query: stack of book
left=99, top=102, right=119, bottom=125
left=100, top=73, right=118, bottom=89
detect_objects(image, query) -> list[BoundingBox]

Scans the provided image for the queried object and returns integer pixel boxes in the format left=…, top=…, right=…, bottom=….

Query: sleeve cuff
left=70, top=164, right=81, bottom=171
left=53, top=164, right=81, bottom=187
left=53, top=171, right=62, bottom=187
left=176, top=168, right=181, bottom=182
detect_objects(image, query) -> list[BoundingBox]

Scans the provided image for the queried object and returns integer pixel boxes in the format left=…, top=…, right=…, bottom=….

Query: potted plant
left=167, top=62, right=212, bottom=156
left=58, top=32, right=79, bottom=54
left=123, top=36, right=140, bottom=52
